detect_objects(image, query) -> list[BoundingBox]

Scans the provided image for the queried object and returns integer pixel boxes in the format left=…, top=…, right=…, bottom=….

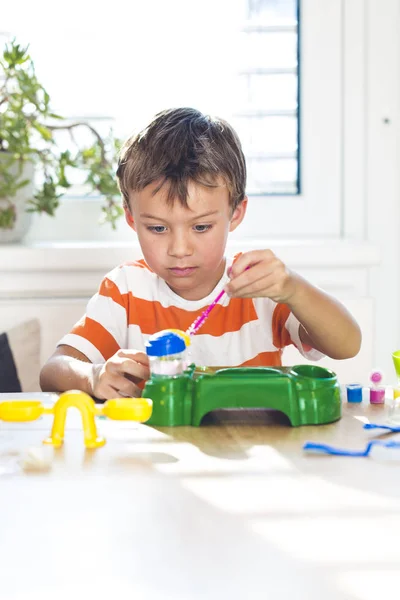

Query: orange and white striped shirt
left=58, top=257, right=323, bottom=366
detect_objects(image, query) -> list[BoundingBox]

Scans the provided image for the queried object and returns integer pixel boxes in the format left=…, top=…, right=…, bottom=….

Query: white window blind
left=233, top=0, right=299, bottom=195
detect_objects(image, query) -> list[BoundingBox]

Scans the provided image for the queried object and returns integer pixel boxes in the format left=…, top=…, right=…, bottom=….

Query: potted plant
left=0, top=39, right=123, bottom=243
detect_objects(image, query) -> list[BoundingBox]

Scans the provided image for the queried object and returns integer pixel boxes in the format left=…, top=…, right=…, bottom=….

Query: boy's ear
left=124, top=206, right=137, bottom=231
left=229, top=197, right=248, bottom=232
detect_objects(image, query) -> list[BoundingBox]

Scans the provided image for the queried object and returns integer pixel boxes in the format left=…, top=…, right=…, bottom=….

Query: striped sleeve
left=272, top=303, right=324, bottom=361
left=57, top=266, right=129, bottom=363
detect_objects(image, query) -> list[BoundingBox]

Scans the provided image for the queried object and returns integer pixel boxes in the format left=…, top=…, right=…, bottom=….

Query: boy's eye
left=193, top=224, right=212, bottom=233
left=147, top=225, right=167, bottom=233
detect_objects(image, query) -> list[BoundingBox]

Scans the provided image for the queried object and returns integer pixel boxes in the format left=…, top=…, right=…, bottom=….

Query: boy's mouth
left=169, top=267, right=197, bottom=277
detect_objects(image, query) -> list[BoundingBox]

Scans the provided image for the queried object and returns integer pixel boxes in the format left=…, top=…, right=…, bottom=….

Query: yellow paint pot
left=0, top=400, right=44, bottom=422
left=101, top=397, right=153, bottom=421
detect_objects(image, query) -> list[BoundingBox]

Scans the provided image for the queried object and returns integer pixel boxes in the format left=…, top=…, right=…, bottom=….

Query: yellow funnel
left=392, top=350, right=400, bottom=381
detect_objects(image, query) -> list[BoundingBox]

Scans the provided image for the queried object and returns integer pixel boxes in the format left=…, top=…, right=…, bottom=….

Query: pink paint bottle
left=369, top=370, right=385, bottom=404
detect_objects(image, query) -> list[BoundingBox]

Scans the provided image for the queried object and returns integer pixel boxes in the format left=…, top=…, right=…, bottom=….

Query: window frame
left=232, top=0, right=344, bottom=240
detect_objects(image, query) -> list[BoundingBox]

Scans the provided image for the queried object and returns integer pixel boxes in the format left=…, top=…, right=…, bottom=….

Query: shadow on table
left=154, top=408, right=295, bottom=461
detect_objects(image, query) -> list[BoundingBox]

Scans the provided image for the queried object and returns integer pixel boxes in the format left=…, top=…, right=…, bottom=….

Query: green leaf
left=3, top=39, right=30, bottom=67
left=100, top=200, right=124, bottom=229
left=0, top=205, right=16, bottom=229
left=27, top=178, right=63, bottom=216
left=32, top=121, right=53, bottom=141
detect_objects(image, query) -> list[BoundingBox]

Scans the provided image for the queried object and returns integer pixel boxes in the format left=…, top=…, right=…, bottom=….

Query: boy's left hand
left=225, top=249, right=297, bottom=303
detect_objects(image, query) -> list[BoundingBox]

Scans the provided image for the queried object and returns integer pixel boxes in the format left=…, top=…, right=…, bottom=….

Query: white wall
left=365, top=0, right=400, bottom=382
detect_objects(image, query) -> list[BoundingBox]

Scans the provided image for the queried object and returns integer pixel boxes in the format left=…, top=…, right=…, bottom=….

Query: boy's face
left=125, top=178, right=247, bottom=300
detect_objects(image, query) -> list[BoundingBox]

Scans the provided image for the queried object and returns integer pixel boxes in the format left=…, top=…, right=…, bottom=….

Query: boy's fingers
left=228, top=255, right=255, bottom=279
left=117, top=350, right=149, bottom=366
left=225, top=263, right=267, bottom=294
left=229, top=250, right=273, bottom=279
left=96, top=386, right=116, bottom=401
left=108, top=374, right=142, bottom=398
left=230, top=278, right=278, bottom=298
left=118, top=358, right=150, bottom=381
left=93, top=382, right=124, bottom=401
left=228, top=277, right=269, bottom=297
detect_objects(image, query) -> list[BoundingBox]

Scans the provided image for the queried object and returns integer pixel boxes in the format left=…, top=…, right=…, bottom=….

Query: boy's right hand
left=91, top=350, right=150, bottom=400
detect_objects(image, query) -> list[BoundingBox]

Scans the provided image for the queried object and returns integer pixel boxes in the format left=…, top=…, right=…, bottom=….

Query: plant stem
left=48, top=122, right=107, bottom=166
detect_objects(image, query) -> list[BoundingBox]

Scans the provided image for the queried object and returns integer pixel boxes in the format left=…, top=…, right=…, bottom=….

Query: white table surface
left=0, top=393, right=399, bottom=600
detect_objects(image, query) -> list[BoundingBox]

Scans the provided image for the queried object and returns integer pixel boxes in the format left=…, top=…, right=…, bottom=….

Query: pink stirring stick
left=186, top=264, right=252, bottom=336
left=186, top=289, right=226, bottom=336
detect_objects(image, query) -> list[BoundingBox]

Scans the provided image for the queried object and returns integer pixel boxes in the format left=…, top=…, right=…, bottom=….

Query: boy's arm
left=41, top=265, right=150, bottom=397
left=40, top=345, right=97, bottom=394
left=225, top=249, right=361, bottom=360
left=40, top=345, right=150, bottom=398
left=285, top=273, right=361, bottom=360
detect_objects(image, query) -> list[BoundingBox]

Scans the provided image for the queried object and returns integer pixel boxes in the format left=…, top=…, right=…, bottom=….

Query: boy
left=40, top=107, right=361, bottom=399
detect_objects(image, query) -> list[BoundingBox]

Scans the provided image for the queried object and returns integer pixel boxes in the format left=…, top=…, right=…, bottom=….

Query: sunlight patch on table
left=250, top=514, right=400, bottom=563
left=336, top=570, right=400, bottom=600
left=9, top=579, right=176, bottom=600
left=154, top=444, right=294, bottom=475
left=98, top=420, right=172, bottom=441
left=353, top=415, right=370, bottom=424
left=181, top=473, right=400, bottom=514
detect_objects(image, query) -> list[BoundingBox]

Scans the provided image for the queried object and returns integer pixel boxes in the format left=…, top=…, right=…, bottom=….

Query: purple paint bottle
left=369, top=370, right=385, bottom=404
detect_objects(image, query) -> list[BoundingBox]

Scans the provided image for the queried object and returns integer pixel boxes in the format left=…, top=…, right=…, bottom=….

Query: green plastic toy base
left=142, top=364, right=342, bottom=427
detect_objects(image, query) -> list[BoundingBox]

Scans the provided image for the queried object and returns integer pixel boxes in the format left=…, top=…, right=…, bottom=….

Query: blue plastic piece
left=303, top=439, right=400, bottom=456
left=363, top=422, right=400, bottom=433
left=145, top=330, right=186, bottom=357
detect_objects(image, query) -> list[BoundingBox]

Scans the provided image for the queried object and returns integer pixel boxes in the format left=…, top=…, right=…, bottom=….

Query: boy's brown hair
left=116, top=107, right=246, bottom=212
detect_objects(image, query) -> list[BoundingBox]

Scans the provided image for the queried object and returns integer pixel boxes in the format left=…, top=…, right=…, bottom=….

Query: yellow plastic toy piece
left=0, top=400, right=46, bottom=422
left=0, top=391, right=152, bottom=448
left=44, top=390, right=104, bottom=448
left=99, top=397, right=152, bottom=421
left=393, top=350, right=400, bottom=383
left=165, top=328, right=191, bottom=347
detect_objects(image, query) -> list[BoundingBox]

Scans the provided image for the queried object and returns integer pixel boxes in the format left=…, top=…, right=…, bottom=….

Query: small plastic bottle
left=345, top=383, right=363, bottom=403
left=145, top=330, right=187, bottom=378
left=369, top=370, right=385, bottom=404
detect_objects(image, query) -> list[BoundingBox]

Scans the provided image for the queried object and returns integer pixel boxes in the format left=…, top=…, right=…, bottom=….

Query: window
left=232, top=0, right=300, bottom=196
left=2, top=0, right=345, bottom=241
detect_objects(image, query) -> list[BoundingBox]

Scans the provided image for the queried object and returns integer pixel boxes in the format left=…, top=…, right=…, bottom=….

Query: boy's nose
left=168, top=234, right=193, bottom=258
